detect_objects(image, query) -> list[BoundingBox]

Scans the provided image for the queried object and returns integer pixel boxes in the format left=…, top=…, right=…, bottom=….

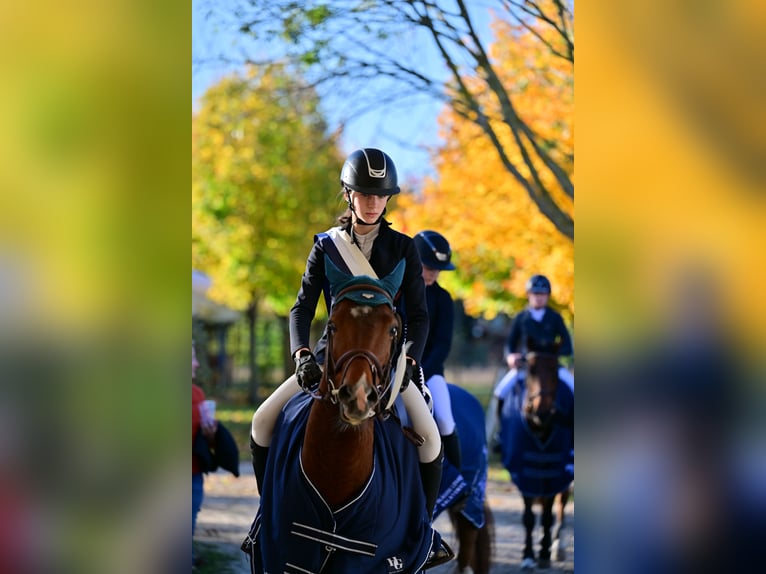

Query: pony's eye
left=390, top=326, right=398, bottom=337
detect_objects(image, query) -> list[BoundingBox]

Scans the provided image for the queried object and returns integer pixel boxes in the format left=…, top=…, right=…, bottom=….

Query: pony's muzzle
left=337, top=376, right=378, bottom=425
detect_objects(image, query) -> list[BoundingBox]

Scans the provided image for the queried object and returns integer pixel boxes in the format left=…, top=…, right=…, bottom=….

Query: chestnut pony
left=301, top=281, right=402, bottom=507
left=436, top=383, right=495, bottom=574
left=243, top=260, right=447, bottom=574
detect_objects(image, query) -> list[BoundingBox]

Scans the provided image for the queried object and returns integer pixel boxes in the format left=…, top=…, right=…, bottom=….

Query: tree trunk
left=247, top=301, right=259, bottom=405
left=280, top=315, right=292, bottom=381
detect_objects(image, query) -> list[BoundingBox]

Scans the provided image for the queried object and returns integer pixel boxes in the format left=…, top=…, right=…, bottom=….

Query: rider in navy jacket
left=415, top=230, right=462, bottom=469
left=421, top=280, right=453, bottom=381
left=504, top=305, right=573, bottom=360
left=494, top=274, right=574, bottom=401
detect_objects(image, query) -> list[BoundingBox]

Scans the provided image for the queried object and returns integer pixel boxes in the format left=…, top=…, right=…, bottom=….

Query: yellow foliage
left=192, top=65, right=343, bottom=313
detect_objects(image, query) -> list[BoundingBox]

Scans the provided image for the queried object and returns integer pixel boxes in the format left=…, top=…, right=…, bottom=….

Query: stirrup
left=422, top=538, right=454, bottom=570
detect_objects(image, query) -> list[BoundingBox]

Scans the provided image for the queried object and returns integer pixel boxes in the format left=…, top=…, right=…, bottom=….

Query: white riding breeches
left=252, top=370, right=442, bottom=464
left=252, top=374, right=302, bottom=447
left=425, top=374, right=456, bottom=436
left=493, top=367, right=574, bottom=401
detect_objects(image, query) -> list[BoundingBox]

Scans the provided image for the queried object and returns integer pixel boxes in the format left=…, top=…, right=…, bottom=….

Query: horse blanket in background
left=498, top=379, right=574, bottom=497
left=244, top=392, right=439, bottom=574
left=433, top=384, right=489, bottom=528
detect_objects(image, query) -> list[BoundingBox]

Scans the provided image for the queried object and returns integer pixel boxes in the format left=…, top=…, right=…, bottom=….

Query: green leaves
left=305, top=5, right=332, bottom=27
left=300, top=50, right=321, bottom=66
left=280, top=4, right=332, bottom=44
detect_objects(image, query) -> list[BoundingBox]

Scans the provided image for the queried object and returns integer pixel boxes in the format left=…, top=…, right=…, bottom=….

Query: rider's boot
left=420, top=447, right=453, bottom=569
left=420, top=446, right=442, bottom=519
left=441, top=430, right=462, bottom=469
left=250, top=436, right=269, bottom=495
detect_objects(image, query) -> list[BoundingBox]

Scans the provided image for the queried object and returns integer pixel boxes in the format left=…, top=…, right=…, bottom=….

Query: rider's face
left=528, top=292, right=549, bottom=309
left=422, top=265, right=440, bottom=286
left=350, top=191, right=389, bottom=225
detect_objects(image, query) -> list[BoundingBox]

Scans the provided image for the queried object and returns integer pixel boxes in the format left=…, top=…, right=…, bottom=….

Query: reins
left=519, top=351, right=561, bottom=399
left=308, top=283, right=401, bottom=418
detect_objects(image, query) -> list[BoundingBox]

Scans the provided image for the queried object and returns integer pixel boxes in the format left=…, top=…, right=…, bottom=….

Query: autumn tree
left=192, top=64, right=343, bottom=400
left=392, top=15, right=573, bottom=320
left=199, top=0, right=574, bottom=240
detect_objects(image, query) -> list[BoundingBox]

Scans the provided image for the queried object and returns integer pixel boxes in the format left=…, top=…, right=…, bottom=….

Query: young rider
left=493, top=274, right=574, bottom=403
left=250, top=149, right=446, bottom=558
left=414, top=230, right=462, bottom=469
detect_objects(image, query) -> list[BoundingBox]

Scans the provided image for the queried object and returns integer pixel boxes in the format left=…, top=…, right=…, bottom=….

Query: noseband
left=313, top=283, right=401, bottom=416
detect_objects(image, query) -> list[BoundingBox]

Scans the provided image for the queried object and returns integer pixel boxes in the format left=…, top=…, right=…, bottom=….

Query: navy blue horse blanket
left=243, top=392, right=440, bottom=574
left=433, top=384, right=488, bottom=528
left=498, top=378, right=574, bottom=497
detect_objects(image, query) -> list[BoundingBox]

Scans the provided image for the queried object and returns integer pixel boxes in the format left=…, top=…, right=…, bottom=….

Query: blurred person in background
left=577, top=261, right=758, bottom=574
left=494, top=274, right=574, bottom=404
left=414, top=230, right=462, bottom=469
left=0, top=404, right=41, bottom=574
left=192, top=341, right=216, bottom=570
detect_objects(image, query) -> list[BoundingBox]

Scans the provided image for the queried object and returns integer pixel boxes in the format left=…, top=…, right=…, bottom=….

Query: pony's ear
left=324, top=255, right=352, bottom=295
left=379, top=259, right=405, bottom=299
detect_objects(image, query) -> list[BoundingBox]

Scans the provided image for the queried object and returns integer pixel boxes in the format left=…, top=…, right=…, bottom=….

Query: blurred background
left=1, top=0, right=764, bottom=572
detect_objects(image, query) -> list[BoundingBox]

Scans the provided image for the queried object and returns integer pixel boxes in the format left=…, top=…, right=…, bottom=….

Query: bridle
left=521, top=351, right=561, bottom=428
left=311, top=283, right=402, bottom=416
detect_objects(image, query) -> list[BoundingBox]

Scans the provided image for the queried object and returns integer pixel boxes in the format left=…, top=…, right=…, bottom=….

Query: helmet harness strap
left=344, top=188, right=388, bottom=247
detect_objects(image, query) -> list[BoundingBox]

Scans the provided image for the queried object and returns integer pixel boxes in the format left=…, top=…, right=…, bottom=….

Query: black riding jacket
left=504, top=307, right=573, bottom=358
left=421, top=281, right=454, bottom=380
left=289, top=221, right=429, bottom=365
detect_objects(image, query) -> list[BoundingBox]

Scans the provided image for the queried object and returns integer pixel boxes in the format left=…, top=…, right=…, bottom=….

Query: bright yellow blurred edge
left=577, top=0, right=766, bottom=357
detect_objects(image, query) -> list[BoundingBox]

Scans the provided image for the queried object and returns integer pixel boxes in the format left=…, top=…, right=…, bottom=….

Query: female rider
left=494, top=273, right=574, bottom=402
left=414, top=230, right=462, bottom=469
left=250, top=149, right=445, bottom=555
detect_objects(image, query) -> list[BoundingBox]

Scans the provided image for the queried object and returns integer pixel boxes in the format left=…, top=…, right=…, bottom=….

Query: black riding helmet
left=414, top=230, right=456, bottom=271
left=526, top=274, right=551, bottom=294
left=340, top=148, right=400, bottom=196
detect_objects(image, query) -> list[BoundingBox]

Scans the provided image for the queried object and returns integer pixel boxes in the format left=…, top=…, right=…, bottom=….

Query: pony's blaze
left=338, top=374, right=375, bottom=425
left=349, top=304, right=373, bottom=318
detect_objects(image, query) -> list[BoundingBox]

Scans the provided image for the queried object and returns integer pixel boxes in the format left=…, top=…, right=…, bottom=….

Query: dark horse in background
left=497, top=341, right=574, bottom=570
left=242, top=261, right=450, bottom=573
left=432, top=384, right=494, bottom=574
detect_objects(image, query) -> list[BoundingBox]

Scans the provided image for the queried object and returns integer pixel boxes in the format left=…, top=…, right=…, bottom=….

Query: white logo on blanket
left=386, top=555, right=405, bottom=572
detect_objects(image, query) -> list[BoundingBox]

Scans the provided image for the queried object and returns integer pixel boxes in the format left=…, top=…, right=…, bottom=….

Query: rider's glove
left=294, top=350, right=322, bottom=391
left=402, top=356, right=425, bottom=392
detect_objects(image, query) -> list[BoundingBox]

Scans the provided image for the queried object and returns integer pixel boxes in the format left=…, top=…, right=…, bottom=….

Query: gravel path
left=195, top=462, right=574, bottom=573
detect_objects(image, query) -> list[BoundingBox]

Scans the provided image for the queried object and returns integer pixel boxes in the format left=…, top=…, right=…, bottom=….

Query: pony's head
left=522, top=338, right=561, bottom=434
left=321, top=256, right=404, bottom=426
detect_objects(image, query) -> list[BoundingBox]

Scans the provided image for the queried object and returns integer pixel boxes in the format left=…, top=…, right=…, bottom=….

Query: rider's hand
left=507, top=353, right=522, bottom=369
left=201, top=420, right=217, bottom=441
left=294, top=350, right=322, bottom=391
left=401, top=356, right=421, bottom=391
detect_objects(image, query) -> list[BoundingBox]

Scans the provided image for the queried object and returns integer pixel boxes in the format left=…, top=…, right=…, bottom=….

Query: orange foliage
left=392, top=12, right=573, bottom=320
